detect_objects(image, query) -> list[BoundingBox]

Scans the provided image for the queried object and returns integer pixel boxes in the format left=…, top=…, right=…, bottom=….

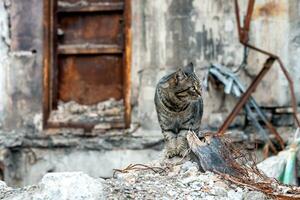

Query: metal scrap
left=205, top=63, right=281, bottom=151
left=216, top=0, right=300, bottom=151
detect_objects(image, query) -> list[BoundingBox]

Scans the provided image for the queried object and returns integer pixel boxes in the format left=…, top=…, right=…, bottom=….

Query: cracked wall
left=0, top=0, right=43, bottom=131
left=0, top=0, right=10, bottom=128
left=289, top=0, right=300, bottom=106
left=6, top=148, right=160, bottom=186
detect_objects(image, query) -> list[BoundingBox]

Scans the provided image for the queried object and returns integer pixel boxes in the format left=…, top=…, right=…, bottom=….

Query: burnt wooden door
left=43, top=0, right=131, bottom=130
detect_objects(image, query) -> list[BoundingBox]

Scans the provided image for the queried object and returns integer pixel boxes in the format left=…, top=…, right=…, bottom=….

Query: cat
left=154, top=62, right=203, bottom=158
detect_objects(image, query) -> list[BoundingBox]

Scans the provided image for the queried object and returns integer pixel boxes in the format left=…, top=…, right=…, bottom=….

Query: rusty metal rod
left=277, top=59, right=300, bottom=127
left=235, top=0, right=299, bottom=127
left=234, top=0, right=242, bottom=39
left=218, top=58, right=274, bottom=134
left=242, top=44, right=300, bottom=128
left=242, top=0, right=255, bottom=43
left=219, top=0, right=300, bottom=148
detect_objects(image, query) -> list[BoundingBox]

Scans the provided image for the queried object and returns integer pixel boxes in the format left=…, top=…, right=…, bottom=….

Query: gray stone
left=0, top=180, right=11, bottom=196
left=33, top=172, right=105, bottom=200
left=211, top=187, right=228, bottom=196
left=2, top=172, right=105, bottom=200
left=257, top=151, right=288, bottom=180
left=227, top=189, right=243, bottom=200
left=181, top=161, right=195, bottom=173
left=243, top=191, right=267, bottom=200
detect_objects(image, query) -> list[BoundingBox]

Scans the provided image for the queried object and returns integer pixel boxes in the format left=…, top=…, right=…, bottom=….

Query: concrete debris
left=257, top=150, right=289, bottom=180
left=0, top=172, right=105, bottom=200
left=0, top=161, right=269, bottom=200
left=0, top=130, right=25, bottom=147
left=105, top=160, right=268, bottom=200
left=48, top=98, right=124, bottom=124
left=243, top=191, right=268, bottom=200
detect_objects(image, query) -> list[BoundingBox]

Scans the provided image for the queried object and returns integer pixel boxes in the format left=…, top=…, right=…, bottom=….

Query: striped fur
left=155, top=63, right=203, bottom=158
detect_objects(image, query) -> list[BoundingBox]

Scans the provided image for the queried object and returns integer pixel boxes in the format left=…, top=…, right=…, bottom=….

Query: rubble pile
left=0, top=172, right=105, bottom=200
left=48, top=99, right=124, bottom=124
left=105, top=160, right=268, bottom=200
left=0, top=160, right=270, bottom=200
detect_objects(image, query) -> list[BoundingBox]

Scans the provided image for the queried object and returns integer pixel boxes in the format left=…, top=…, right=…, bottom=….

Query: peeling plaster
left=0, top=0, right=10, bottom=124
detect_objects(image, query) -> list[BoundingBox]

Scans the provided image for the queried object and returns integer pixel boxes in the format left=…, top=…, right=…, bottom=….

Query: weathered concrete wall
left=132, top=0, right=300, bottom=130
left=249, top=0, right=289, bottom=106
left=0, top=0, right=43, bottom=131
left=0, top=0, right=10, bottom=128
left=289, top=0, right=300, bottom=104
left=0, top=130, right=163, bottom=186
left=5, top=148, right=160, bottom=187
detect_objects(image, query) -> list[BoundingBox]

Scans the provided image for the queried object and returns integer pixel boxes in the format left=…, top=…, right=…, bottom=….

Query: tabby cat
left=154, top=63, right=203, bottom=158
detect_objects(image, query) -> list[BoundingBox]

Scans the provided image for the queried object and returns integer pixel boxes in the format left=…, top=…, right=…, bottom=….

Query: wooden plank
left=187, top=131, right=242, bottom=176
left=58, top=2, right=124, bottom=12
left=43, top=0, right=57, bottom=129
left=57, top=13, right=123, bottom=46
left=58, top=44, right=123, bottom=55
left=43, top=0, right=51, bottom=129
left=58, top=55, right=123, bottom=104
left=123, top=0, right=132, bottom=128
left=52, top=0, right=59, bottom=109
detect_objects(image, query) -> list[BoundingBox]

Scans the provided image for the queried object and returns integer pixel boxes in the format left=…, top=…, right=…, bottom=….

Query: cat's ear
left=175, top=68, right=186, bottom=83
left=184, top=62, right=194, bottom=74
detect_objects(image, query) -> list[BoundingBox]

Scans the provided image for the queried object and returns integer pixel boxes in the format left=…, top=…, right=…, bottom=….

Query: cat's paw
left=164, top=140, right=178, bottom=158
left=165, top=150, right=177, bottom=158
left=164, top=145, right=179, bottom=158
left=176, top=136, right=189, bottom=157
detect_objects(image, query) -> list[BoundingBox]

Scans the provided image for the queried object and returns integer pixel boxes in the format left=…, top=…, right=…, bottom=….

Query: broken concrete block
left=1, top=172, right=105, bottom=200
left=257, top=151, right=288, bottom=179
left=35, top=172, right=105, bottom=200
left=243, top=191, right=267, bottom=200
left=0, top=181, right=11, bottom=196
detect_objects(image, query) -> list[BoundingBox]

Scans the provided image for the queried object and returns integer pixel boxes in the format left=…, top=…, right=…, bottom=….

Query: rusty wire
left=112, top=163, right=167, bottom=178
left=205, top=135, right=300, bottom=199
left=186, top=130, right=300, bottom=199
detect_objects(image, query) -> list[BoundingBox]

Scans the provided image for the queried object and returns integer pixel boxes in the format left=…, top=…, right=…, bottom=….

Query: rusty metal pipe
left=242, top=44, right=300, bottom=128
left=277, top=59, right=300, bottom=127
left=219, top=0, right=300, bottom=147
left=242, top=0, right=255, bottom=43
left=234, top=0, right=242, bottom=39
left=218, top=57, right=275, bottom=135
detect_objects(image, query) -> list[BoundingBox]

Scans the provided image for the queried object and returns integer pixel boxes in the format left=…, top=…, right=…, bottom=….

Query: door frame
left=42, top=0, right=132, bottom=131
